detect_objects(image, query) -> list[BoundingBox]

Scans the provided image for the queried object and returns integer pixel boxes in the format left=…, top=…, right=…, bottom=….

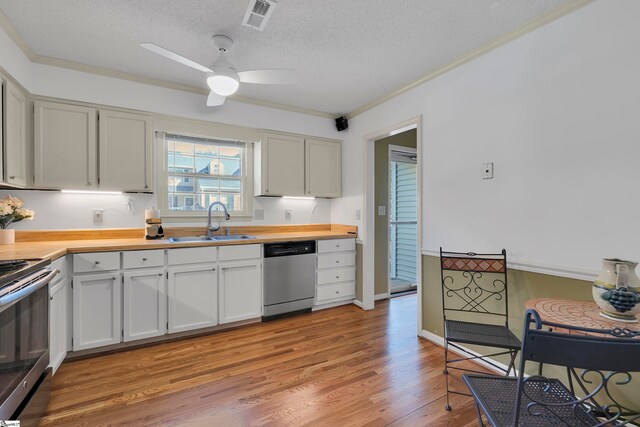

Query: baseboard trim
left=420, top=329, right=512, bottom=376
left=421, top=249, right=597, bottom=282
left=352, top=299, right=364, bottom=309
left=374, top=293, right=388, bottom=301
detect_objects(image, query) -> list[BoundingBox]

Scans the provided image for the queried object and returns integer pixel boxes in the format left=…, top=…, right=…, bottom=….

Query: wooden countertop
left=0, top=225, right=357, bottom=262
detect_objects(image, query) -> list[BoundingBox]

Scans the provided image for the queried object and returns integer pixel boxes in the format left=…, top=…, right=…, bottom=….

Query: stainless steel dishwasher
left=263, top=241, right=316, bottom=320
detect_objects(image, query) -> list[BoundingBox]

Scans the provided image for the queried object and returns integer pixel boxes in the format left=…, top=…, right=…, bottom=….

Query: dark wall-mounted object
left=335, top=116, right=348, bottom=132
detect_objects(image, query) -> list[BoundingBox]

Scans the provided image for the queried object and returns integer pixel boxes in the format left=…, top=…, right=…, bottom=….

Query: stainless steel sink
left=211, top=235, right=256, bottom=241
left=168, top=236, right=215, bottom=243
left=168, top=235, right=256, bottom=243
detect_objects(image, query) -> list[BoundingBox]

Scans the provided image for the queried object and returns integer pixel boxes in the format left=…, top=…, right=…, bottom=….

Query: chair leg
left=474, top=402, right=485, bottom=427
left=505, top=350, right=517, bottom=376
left=444, top=340, right=452, bottom=411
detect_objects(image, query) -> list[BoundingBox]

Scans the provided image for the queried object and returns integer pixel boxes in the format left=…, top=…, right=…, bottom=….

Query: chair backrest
left=514, top=309, right=640, bottom=426
left=440, top=248, right=509, bottom=325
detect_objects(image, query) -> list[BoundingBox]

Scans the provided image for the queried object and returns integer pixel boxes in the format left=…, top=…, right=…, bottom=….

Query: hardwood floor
left=40, top=296, right=489, bottom=426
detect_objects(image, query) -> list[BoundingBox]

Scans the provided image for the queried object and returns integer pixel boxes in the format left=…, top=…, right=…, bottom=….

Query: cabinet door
left=34, top=101, right=97, bottom=189
left=219, top=260, right=261, bottom=324
left=123, top=268, right=166, bottom=342
left=72, top=273, right=121, bottom=351
left=4, top=81, right=28, bottom=187
left=305, top=138, right=341, bottom=197
left=167, top=264, right=217, bottom=333
left=99, top=110, right=153, bottom=192
left=262, top=132, right=305, bottom=196
left=49, top=279, right=68, bottom=374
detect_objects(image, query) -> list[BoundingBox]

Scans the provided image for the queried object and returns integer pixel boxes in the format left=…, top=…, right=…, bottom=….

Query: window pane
left=168, top=193, right=196, bottom=211
left=172, top=142, right=194, bottom=155
left=220, top=146, right=241, bottom=158
left=195, top=157, right=221, bottom=175
left=195, top=143, right=218, bottom=157
left=220, top=178, right=241, bottom=193
left=169, top=154, right=194, bottom=173
left=169, top=176, right=195, bottom=193
left=220, top=158, right=241, bottom=176
left=196, top=178, right=220, bottom=193
left=219, top=194, right=242, bottom=211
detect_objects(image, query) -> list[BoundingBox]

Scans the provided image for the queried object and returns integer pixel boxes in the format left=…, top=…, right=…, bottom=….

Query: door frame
left=362, top=116, right=423, bottom=335
left=387, top=144, right=418, bottom=297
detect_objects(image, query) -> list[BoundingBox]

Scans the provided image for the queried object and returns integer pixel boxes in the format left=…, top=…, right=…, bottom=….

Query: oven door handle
left=0, top=269, right=59, bottom=308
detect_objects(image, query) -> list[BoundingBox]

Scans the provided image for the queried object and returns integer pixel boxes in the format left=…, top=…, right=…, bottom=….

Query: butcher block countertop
left=0, top=224, right=358, bottom=262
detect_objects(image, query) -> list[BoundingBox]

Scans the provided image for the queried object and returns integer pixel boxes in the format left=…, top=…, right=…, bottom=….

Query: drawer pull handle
left=142, top=258, right=148, bottom=261
left=94, top=261, right=101, bottom=265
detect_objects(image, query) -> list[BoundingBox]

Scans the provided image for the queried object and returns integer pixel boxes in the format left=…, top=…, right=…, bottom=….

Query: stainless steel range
left=0, top=259, right=58, bottom=425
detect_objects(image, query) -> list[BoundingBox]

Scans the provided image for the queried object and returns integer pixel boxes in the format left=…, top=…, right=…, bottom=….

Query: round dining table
left=525, top=297, right=640, bottom=337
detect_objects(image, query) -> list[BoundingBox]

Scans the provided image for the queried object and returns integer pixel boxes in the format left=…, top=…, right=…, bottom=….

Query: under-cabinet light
left=61, top=190, right=123, bottom=195
left=282, top=196, right=315, bottom=200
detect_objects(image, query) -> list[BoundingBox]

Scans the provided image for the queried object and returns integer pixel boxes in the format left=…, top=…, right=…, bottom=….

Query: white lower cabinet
left=123, top=268, right=166, bottom=342
left=219, top=260, right=262, bottom=324
left=72, top=272, right=121, bottom=351
left=167, top=264, right=218, bottom=333
left=315, top=238, right=357, bottom=306
left=49, top=278, right=69, bottom=373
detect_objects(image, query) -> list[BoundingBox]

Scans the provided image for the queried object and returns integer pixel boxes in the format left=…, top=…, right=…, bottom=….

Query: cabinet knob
left=142, top=258, right=148, bottom=261
left=336, top=244, right=340, bottom=248
left=336, top=260, right=340, bottom=264
left=144, top=185, right=149, bottom=189
left=9, top=176, right=15, bottom=180
left=158, top=273, right=163, bottom=277
left=94, top=261, right=101, bottom=265
left=50, top=295, right=54, bottom=301
left=212, top=268, right=216, bottom=271
left=335, top=291, right=340, bottom=294
left=112, top=277, right=117, bottom=280
left=87, top=181, right=91, bottom=186
left=336, top=275, right=340, bottom=279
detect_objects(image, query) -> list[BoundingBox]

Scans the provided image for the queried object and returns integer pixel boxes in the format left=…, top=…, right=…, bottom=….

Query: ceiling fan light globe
left=207, top=74, right=239, bottom=96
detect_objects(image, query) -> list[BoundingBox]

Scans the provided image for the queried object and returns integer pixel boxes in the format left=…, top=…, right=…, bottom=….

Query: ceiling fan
left=140, top=35, right=297, bottom=106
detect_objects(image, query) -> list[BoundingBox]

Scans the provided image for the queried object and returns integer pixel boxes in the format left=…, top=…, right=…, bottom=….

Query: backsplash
left=0, top=190, right=331, bottom=230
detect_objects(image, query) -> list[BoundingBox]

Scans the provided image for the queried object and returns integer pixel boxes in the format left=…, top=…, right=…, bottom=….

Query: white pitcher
left=593, top=258, right=640, bottom=323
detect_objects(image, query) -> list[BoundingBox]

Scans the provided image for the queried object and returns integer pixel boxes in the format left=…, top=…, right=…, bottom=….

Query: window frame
left=156, top=131, right=254, bottom=219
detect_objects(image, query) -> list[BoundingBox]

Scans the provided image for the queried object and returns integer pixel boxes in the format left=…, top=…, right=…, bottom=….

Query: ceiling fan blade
left=207, top=91, right=226, bottom=106
left=237, top=69, right=297, bottom=85
left=140, top=43, right=212, bottom=73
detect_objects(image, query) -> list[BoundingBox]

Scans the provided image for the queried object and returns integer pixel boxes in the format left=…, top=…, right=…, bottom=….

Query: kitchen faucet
left=206, top=201, right=231, bottom=236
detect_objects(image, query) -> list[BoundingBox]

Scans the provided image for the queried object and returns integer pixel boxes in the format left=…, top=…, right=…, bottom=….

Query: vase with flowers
left=0, top=195, right=34, bottom=244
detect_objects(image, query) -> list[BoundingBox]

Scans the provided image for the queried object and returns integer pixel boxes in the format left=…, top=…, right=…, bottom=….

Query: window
left=160, top=133, right=252, bottom=217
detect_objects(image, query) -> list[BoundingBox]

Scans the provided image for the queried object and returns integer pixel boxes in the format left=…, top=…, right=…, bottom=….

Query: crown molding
left=0, top=7, right=35, bottom=59
left=347, top=0, right=595, bottom=119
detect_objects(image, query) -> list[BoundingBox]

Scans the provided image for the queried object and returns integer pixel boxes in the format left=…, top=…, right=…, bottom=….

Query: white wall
left=0, top=23, right=339, bottom=230
left=0, top=189, right=330, bottom=230
left=332, top=0, right=640, bottom=274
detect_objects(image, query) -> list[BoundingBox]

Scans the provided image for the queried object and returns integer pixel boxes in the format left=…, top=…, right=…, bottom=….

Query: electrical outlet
left=93, top=209, right=104, bottom=223
left=285, top=210, right=292, bottom=220
left=482, top=162, right=494, bottom=179
left=377, top=206, right=386, bottom=216
left=355, top=209, right=361, bottom=221
left=254, top=209, right=265, bottom=220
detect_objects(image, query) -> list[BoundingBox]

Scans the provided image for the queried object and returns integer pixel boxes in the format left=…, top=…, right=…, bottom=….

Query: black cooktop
left=0, top=259, right=51, bottom=289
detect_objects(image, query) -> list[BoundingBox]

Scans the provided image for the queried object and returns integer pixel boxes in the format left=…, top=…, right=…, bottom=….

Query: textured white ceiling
left=0, top=0, right=573, bottom=114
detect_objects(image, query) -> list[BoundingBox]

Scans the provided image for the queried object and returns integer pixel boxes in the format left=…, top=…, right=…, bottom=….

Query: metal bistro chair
left=463, top=309, right=640, bottom=426
left=440, top=248, right=521, bottom=411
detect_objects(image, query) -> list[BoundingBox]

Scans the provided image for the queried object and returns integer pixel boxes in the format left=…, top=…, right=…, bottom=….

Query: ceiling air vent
left=242, top=0, right=277, bottom=31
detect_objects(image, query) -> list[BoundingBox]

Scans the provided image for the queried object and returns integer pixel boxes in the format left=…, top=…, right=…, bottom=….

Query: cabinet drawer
left=73, top=252, right=120, bottom=273
left=123, top=250, right=164, bottom=269
left=316, top=282, right=355, bottom=303
left=51, top=256, right=68, bottom=281
left=317, top=238, right=355, bottom=253
left=219, top=244, right=261, bottom=261
left=168, top=247, right=217, bottom=265
left=317, top=267, right=356, bottom=285
left=317, top=252, right=355, bottom=269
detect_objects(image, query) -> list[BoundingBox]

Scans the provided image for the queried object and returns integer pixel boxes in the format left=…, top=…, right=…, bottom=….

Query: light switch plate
left=355, top=209, right=361, bottom=221
left=377, top=206, right=386, bottom=216
left=482, top=162, right=494, bottom=179
left=254, top=209, right=264, bottom=220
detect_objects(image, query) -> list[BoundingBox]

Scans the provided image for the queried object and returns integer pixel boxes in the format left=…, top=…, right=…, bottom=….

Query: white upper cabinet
left=99, top=109, right=153, bottom=192
left=305, top=138, right=341, bottom=198
left=34, top=101, right=153, bottom=192
left=257, top=131, right=305, bottom=196
left=3, top=80, right=29, bottom=187
left=34, top=101, right=97, bottom=190
left=255, top=131, right=341, bottom=198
